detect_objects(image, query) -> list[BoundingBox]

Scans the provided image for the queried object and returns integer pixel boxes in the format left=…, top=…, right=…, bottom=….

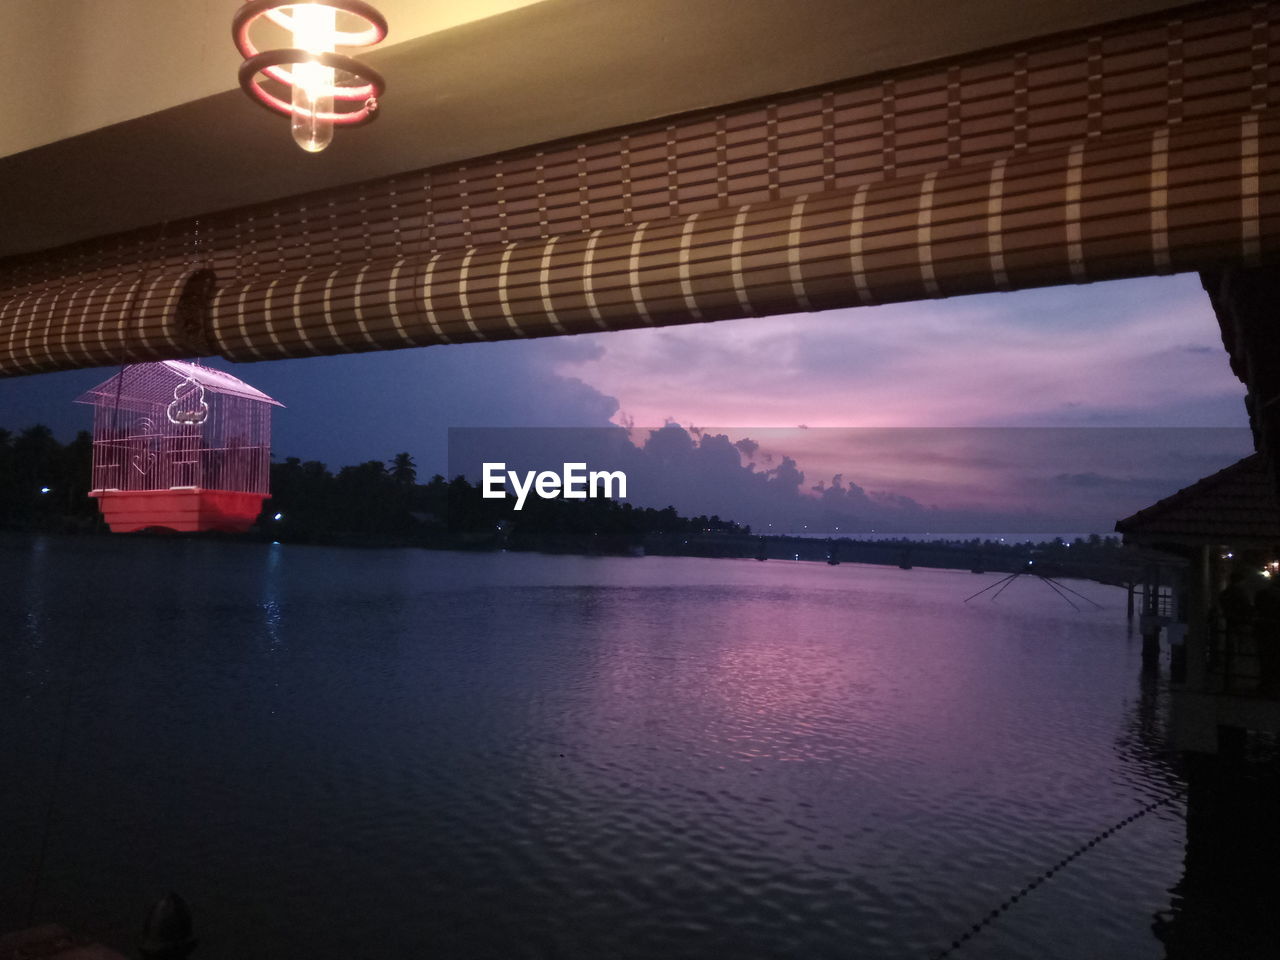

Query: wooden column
left=1185, top=545, right=1214, bottom=692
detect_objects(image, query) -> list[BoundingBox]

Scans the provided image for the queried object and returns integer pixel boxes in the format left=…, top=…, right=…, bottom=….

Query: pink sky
left=532, top=272, right=1252, bottom=524
left=553, top=273, right=1245, bottom=433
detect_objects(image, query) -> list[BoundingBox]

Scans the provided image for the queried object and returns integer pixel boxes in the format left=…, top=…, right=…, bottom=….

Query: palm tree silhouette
left=389, top=452, right=417, bottom=484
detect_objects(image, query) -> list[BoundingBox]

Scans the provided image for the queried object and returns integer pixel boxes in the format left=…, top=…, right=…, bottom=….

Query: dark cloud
left=451, top=423, right=1255, bottom=535
left=0, top=338, right=622, bottom=476
left=1049, top=472, right=1123, bottom=488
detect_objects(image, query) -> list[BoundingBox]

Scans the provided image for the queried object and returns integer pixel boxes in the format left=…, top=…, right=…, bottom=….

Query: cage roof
left=75, top=360, right=284, bottom=407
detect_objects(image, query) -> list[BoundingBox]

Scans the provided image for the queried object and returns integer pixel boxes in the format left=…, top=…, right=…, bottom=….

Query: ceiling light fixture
left=232, top=0, right=388, bottom=153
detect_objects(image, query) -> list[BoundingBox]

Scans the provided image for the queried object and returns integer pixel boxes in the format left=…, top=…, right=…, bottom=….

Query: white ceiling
left=3, top=0, right=550, bottom=158
left=2, top=0, right=1189, bottom=259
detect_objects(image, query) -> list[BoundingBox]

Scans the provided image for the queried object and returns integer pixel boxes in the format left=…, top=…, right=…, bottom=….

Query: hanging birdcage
left=75, top=361, right=284, bottom=533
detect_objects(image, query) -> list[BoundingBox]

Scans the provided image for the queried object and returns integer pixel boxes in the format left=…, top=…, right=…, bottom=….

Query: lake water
left=0, top=534, right=1190, bottom=959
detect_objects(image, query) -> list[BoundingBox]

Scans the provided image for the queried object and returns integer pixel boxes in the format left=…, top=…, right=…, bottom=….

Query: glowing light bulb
left=291, top=3, right=337, bottom=153
left=234, top=1, right=386, bottom=151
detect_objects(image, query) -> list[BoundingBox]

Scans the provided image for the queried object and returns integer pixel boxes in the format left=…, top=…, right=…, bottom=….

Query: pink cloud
left=554, top=274, right=1245, bottom=432
left=537, top=274, right=1249, bottom=523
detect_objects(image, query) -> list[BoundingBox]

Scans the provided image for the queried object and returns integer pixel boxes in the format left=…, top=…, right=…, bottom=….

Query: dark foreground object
left=0, top=924, right=125, bottom=959
left=137, top=895, right=196, bottom=960
left=2, top=894, right=194, bottom=960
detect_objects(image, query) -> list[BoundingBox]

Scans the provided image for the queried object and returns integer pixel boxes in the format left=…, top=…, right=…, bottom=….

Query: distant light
left=272, top=540, right=281, bottom=545
left=1227, top=552, right=1234, bottom=559
left=39, top=487, right=51, bottom=494
left=794, top=553, right=800, bottom=560
left=273, top=512, right=284, bottom=521
left=1263, top=570, right=1273, bottom=579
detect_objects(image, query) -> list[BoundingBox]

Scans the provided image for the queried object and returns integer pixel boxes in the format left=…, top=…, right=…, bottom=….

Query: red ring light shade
left=232, top=1, right=387, bottom=137
left=239, top=49, right=386, bottom=125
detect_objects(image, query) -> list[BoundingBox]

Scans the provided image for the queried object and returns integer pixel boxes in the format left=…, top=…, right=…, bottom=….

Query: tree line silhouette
left=267, top=453, right=747, bottom=550
left=0, top=425, right=1139, bottom=580
left=0, top=425, right=97, bottom=529
left=0, top=427, right=747, bottom=552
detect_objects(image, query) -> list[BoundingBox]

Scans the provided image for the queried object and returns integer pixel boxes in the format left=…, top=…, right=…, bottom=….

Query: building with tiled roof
left=1116, top=455, right=1280, bottom=550
left=1116, top=454, right=1280, bottom=754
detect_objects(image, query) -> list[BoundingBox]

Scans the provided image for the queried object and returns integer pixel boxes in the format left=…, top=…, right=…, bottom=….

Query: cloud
left=253, top=338, right=622, bottom=471
left=0, top=338, right=624, bottom=476
left=551, top=273, right=1246, bottom=432
left=1047, top=472, right=1126, bottom=488
left=450, top=422, right=1252, bottom=535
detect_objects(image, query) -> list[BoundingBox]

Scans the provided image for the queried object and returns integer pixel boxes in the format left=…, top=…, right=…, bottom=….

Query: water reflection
left=1154, top=747, right=1280, bottom=958
left=17, top=534, right=51, bottom=697
left=261, top=541, right=284, bottom=653
left=0, top=534, right=1265, bottom=959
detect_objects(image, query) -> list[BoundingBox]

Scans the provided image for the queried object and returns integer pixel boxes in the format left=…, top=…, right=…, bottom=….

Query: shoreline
left=1, top=525, right=1145, bottom=585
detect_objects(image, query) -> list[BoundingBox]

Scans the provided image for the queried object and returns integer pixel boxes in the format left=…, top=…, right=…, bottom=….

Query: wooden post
left=1142, top=626, right=1161, bottom=671
left=1142, top=564, right=1162, bottom=672
left=1185, top=546, right=1214, bottom=692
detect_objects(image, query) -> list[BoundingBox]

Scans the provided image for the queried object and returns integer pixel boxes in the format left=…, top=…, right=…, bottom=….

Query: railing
left=1136, top=581, right=1178, bottom=622
left=1207, top=614, right=1279, bottom=698
left=1146, top=590, right=1177, bottom=620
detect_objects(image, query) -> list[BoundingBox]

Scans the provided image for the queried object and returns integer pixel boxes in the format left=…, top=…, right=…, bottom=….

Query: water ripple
left=0, top=538, right=1188, bottom=959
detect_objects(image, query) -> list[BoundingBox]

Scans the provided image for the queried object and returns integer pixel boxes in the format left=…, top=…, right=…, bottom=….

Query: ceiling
left=2, top=0, right=1191, bottom=260
left=1, top=0, right=551, bottom=158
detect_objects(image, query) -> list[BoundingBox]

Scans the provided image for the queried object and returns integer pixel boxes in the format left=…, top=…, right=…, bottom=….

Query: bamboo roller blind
left=1, top=0, right=1277, bottom=375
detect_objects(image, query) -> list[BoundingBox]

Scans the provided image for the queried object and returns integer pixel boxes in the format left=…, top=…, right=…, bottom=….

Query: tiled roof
left=1115, top=454, right=1280, bottom=546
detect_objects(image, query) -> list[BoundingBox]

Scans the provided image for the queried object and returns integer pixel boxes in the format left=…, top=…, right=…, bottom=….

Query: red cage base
left=90, top=488, right=269, bottom=533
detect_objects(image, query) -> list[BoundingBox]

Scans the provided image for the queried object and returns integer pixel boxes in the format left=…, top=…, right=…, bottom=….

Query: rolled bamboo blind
left=0, top=268, right=214, bottom=376
left=203, top=111, right=1280, bottom=358
left=1, top=0, right=1277, bottom=375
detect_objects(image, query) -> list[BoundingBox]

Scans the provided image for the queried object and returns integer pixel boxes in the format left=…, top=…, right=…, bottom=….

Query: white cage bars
left=75, top=361, right=283, bottom=495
